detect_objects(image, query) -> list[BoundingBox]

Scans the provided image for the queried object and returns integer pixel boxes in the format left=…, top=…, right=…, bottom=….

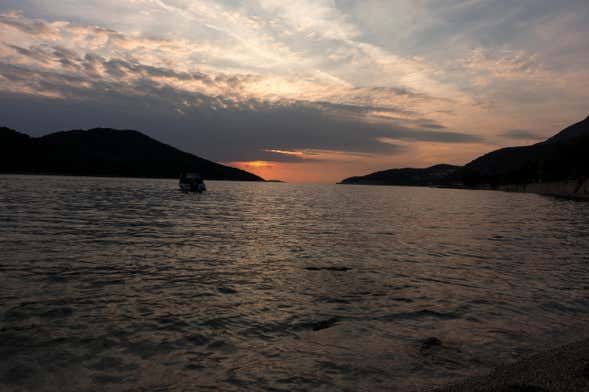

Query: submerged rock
left=304, top=266, right=352, bottom=272
left=308, top=317, right=340, bottom=331
left=421, top=337, right=442, bottom=350
left=217, top=287, right=237, bottom=294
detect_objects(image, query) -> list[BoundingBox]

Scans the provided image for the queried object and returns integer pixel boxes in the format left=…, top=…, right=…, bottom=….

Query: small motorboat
left=179, top=172, right=206, bottom=192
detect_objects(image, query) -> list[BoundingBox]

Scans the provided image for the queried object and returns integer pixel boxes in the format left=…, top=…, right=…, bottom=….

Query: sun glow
left=246, top=160, right=272, bottom=168
left=231, top=160, right=273, bottom=168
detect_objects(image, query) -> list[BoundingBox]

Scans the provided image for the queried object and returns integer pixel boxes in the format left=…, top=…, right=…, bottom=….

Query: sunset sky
left=1, top=1, right=588, bottom=182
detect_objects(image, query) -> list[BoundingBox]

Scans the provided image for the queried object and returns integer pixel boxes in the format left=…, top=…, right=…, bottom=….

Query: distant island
left=0, top=127, right=264, bottom=181
left=340, top=116, right=589, bottom=198
left=339, top=164, right=462, bottom=187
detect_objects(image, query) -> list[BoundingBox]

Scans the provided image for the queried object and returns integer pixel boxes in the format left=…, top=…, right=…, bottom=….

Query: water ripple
left=1, top=175, right=589, bottom=391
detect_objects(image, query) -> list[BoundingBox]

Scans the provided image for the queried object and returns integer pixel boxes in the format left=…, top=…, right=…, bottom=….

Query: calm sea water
left=1, top=175, right=589, bottom=391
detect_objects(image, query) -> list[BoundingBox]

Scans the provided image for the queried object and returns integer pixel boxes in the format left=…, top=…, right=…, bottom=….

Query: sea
left=1, top=175, right=589, bottom=391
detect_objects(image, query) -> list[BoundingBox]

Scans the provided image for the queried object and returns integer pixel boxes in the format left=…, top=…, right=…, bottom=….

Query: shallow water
left=1, top=175, right=589, bottom=391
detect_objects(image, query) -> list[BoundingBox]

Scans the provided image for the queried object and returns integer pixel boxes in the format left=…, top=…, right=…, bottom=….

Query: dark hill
left=462, top=116, right=589, bottom=186
left=338, top=115, right=589, bottom=189
left=545, top=115, right=589, bottom=143
left=0, top=127, right=263, bottom=181
left=340, top=164, right=462, bottom=186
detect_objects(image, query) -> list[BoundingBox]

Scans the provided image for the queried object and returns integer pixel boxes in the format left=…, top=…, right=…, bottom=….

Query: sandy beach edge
left=423, top=338, right=589, bottom=392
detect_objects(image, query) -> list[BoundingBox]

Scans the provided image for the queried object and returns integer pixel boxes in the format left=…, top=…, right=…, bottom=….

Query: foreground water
left=1, top=175, right=589, bottom=391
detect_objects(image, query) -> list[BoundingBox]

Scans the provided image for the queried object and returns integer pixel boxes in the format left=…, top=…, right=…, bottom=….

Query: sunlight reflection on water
left=1, top=175, right=589, bottom=391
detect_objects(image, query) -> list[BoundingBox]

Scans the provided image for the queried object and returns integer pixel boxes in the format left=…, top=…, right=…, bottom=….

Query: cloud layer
left=1, top=1, right=588, bottom=181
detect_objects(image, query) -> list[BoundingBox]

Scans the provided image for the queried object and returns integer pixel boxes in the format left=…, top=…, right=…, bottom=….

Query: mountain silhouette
left=339, top=164, right=461, bottom=186
left=340, top=116, right=589, bottom=188
left=462, top=116, right=589, bottom=186
left=0, top=127, right=263, bottom=181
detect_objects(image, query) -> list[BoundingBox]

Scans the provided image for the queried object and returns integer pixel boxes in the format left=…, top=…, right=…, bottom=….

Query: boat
left=179, top=172, right=206, bottom=192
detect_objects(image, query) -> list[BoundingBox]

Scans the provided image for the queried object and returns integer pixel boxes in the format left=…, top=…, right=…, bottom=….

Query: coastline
left=428, top=338, right=589, bottom=392
left=338, top=179, right=589, bottom=200
left=498, top=179, right=589, bottom=199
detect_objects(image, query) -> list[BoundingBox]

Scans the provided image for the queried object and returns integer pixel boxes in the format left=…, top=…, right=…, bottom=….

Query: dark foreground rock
left=428, top=338, right=589, bottom=392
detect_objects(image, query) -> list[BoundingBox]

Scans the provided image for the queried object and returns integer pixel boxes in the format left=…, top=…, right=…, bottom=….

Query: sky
left=0, top=1, right=588, bottom=182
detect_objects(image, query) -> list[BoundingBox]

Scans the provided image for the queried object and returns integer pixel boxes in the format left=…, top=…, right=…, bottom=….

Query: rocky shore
left=429, top=338, right=589, bottom=392
left=499, top=178, right=589, bottom=199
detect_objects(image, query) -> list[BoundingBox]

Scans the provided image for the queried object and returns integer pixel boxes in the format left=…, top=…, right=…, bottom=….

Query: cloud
left=6, top=44, right=51, bottom=62
left=0, top=75, right=477, bottom=164
left=500, top=129, right=544, bottom=141
left=256, top=0, right=359, bottom=41
left=459, top=48, right=546, bottom=82
left=0, top=10, right=482, bottom=164
left=1, top=2, right=588, bottom=182
left=0, top=10, right=55, bottom=35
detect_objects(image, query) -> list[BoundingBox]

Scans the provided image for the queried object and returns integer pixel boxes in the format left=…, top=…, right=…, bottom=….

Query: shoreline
left=338, top=179, right=589, bottom=200
left=498, top=179, right=589, bottom=200
left=427, top=338, right=589, bottom=392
